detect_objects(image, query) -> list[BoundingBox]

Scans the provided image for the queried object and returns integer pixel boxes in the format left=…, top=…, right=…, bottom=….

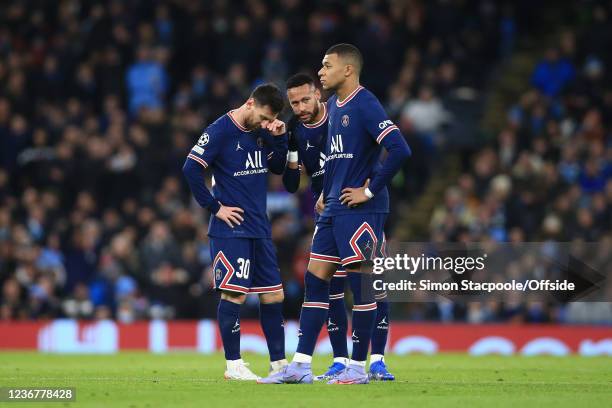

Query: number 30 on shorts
left=236, top=257, right=250, bottom=279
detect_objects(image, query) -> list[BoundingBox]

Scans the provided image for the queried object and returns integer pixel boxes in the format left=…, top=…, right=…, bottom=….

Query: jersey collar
left=227, top=110, right=251, bottom=132
left=336, top=85, right=364, bottom=108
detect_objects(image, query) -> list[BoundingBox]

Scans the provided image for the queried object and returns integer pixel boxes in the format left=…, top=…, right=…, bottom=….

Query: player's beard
left=309, top=103, right=320, bottom=123
left=300, top=103, right=319, bottom=124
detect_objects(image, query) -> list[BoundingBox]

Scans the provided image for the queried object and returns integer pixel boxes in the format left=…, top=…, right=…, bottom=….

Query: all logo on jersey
left=342, top=115, right=350, bottom=127
left=330, top=134, right=343, bottom=153
left=245, top=151, right=263, bottom=169
left=234, top=147, right=268, bottom=177
left=326, top=133, right=353, bottom=161
left=198, top=132, right=209, bottom=146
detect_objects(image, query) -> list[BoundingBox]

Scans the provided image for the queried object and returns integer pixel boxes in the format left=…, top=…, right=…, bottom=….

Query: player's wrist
left=287, top=151, right=298, bottom=163
left=364, top=187, right=374, bottom=199
left=209, top=201, right=221, bottom=214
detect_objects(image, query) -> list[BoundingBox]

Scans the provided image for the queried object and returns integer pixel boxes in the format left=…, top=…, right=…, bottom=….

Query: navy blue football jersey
left=292, top=102, right=328, bottom=198
left=322, top=86, right=398, bottom=216
left=186, top=111, right=288, bottom=238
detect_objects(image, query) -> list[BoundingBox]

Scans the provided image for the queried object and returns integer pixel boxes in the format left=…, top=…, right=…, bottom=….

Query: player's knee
left=344, top=262, right=363, bottom=273
left=348, top=270, right=375, bottom=304
left=221, top=291, right=246, bottom=304
left=259, top=291, right=284, bottom=304
left=307, top=259, right=336, bottom=280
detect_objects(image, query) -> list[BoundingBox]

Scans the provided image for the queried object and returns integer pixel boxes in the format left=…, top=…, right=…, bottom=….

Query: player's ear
left=344, top=63, right=353, bottom=78
left=246, top=98, right=254, bottom=109
left=314, top=88, right=321, bottom=100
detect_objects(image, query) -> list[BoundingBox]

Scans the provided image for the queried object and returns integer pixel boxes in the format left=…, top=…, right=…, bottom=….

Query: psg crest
left=257, top=137, right=264, bottom=148
left=342, top=115, right=350, bottom=127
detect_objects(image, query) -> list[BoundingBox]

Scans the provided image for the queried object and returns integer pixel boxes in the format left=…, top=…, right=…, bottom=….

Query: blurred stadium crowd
left=0, top=0, right=609, bottom=323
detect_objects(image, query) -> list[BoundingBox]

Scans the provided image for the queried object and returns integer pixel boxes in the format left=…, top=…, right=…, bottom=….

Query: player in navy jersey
left=281, top=73, right=327, bottom=202
left=182, top=84, right=289, bottom=381
left=281, top=73, right=396, bottom=382
left=259, top=45, right=411, bottom=385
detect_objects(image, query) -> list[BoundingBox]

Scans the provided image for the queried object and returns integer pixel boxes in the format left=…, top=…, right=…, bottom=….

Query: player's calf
left=347, top=270, right=377, bottom=369
left=218, top=293, right=245, bottom=364
left=259, top=292, right=287, bottom=373
left=368, top=298, right=395, bottom=381
left=315, top=272, right=349, bottom=381
left=218, top=292, right=260, bottom=380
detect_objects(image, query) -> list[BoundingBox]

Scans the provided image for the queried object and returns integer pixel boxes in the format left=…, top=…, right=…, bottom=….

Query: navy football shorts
left=210, top=237, right=283, bottom=295
left=310, top=213, right=387, bottom=268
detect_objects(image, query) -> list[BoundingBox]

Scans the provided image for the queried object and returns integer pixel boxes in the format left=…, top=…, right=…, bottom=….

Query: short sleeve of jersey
left=360, top=93, right=401, bottom=145
left=187, top=121, right=224, bottom=169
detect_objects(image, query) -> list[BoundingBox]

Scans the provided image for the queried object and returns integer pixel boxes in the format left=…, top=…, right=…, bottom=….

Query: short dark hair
left=325, top=43, right=363, bottom=75
left=251, top=84, right=284, bottom=114
left=286, top=73, right=315, bottom=90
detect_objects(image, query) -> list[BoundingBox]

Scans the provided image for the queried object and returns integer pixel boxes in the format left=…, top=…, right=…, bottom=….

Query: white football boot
left=224, top=359, right=260, bottom=380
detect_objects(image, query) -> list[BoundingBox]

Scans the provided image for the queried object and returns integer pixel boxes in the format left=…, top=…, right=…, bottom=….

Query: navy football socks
left=259, top=302, right=286, bottom=362
left=328, top=276, right=349, bottom=360
left=349, top=273, right=376, bottom=363
left=295, top=272, right=330, bottom=360
left=371, top=300, right=389, bottom=356
left=218, top=299, right=242, bottom=360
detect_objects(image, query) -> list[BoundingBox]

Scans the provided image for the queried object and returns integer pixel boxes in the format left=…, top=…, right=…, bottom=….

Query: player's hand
left=266, top=119, right=286, bottom=136
left=315, top=193, right=325, bottom=214
left=340, top=179, right=371, bottom=208
left=215, top=204, right=244, bottom=228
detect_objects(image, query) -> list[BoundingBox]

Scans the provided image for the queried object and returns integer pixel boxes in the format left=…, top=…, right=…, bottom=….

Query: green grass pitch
left=0, top=352, right=610, bottom=408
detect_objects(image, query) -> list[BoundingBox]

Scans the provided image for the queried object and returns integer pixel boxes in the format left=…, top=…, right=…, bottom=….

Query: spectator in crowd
left=531, top=47, right=575, bottom=98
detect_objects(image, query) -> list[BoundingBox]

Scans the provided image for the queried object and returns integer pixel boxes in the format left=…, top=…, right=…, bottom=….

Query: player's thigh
left=332, top=213, right=387, bottom=304
left=210, top=237, right=253, bottom=295
left=251, top=239, right=284, bottom=303
left=308, top=215, right=340, bottom=280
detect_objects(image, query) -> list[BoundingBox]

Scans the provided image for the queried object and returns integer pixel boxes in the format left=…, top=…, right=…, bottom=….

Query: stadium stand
left=0, top=0, right=609, bottom=323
